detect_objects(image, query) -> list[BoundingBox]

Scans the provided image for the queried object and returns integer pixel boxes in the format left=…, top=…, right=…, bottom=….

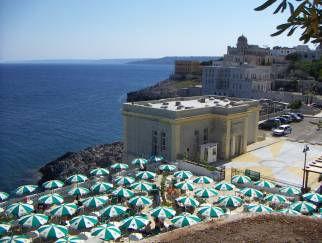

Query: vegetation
left=173, top=79, right=200, bottom=89
left=160, top=174, right=167, bottom=203
left=288, top=99, right=303, bottom=109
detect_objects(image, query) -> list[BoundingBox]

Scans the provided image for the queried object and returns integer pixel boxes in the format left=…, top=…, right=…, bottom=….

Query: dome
left=237, top=35, right=248, bottom=48
left=238, top=35, right=247, bottom=43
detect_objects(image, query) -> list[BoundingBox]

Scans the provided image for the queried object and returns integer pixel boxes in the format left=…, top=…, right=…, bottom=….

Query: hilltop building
left=173, top=60, right=202, bottom=79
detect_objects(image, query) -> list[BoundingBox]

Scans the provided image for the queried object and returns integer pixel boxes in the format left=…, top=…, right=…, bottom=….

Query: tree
left=254, top=0, right=322, bottom=44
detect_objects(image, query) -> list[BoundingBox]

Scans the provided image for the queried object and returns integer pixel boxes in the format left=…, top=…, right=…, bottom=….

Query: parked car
left=296, top=113, right=304, bottom=120
left=275, top=117, right=288, bottom=124
left=281, top=115, right=293, bottom=123
left=289, top=113, right=302, bottom=122
left=272, top=125, right=292, bottom=136
left=258, top=118, right=281, bottom=130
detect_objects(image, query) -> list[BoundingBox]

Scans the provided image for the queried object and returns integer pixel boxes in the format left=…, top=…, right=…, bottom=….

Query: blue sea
left=0, top=63, right=172, bottom=192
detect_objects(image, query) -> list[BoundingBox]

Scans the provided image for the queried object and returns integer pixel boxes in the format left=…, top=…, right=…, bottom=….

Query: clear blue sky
left=0, top=0, right=315, bottom=60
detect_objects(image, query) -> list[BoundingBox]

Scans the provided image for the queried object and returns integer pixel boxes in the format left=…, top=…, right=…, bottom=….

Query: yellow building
left=174, top=60, right=201, bottom=77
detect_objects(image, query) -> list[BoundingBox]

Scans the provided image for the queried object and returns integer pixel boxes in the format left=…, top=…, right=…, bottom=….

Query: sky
left=0, top=0, right=317, bottom=61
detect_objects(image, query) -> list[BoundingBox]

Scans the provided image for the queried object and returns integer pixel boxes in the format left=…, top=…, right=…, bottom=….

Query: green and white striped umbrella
left=70, top=215, right=98, bottom=230
left=49, top=203, right=78, bottom=217
left=110, top=163, right=129, bottom=170
left=175, top=181, right=194, bottom=191
left=277, top=208, right=301, bottom=216
left=173, top=170, right=193, bottom=179
left=149, top=155, right=164, bottom=163
left=91, top=223, right=121, bottom=241
left=100, top=205, right=128, bottom=218
left=311, top=213, right=322, bottom=219
left=68, top=187, right=90, bottom=196
left=254, top=180, right=275, bottom=189
left=55, top=235, right=84, bottom=243
left=303, top=192, right=322, bottom=203
left=81, top=196, right=108, bottom=208
left=0, top=192, right=9, bottom=202
left=264, top=194, right=287, bottom=204
left=42, top=180, right=64, bottom=190
left=66, top=174, right=88, bottom=184
left=0, top=224, right=10, bottom=235
left=112, top=187, right=134, bottom=198
left=6, top=203, right=34, bottom=217
left=197, top=205, right=224, bottom=218
left=14, top=185, right=38, bottom=196
left=18, top=213, right=48, bottom=228
left=90, top=168, right=109, bottom=177
left=150, top=206, right=176, bottom=219
left=90, top=182, right=113, bottom=194
left=192, top=176, right=214, bottom=184
left=128, top=196, right=152, bottom=207
left=120, top=215, right=149, bottom=230
left=37, top=224, right=68, bottom=239
left=131, top=158, right=148, bottom=165
left=246, top=204, right=273, bottom=213
left=231, top=175, right=251, bottom=184
left=130, top=181, right=154, bottom=192
left=194, top=188, right=218, bottom=198
left=214, top=181, right=235, bottom=191
left=217, top=195, right=243, bottom=207
left=135, top=171, right=156, bottom=180
left=176, top=196, right=199, bottom=207
left=38, top=193, right=64, bottom=205
left=279, top=186, right=301, bottom=196
left=115, top=176, right=135, bottom=186
left=159, top=164, right=176, bottom=172
left=171, top=213, right=201, bottom=228
left=290, top=201, right=317, bottom=214
left=239, top=188, right=263, bottom=198
left=0, top=235, right=31, bottom=243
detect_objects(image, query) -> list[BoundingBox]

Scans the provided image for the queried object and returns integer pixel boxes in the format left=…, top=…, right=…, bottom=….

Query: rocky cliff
left=38, top=142, right=123, bottom=184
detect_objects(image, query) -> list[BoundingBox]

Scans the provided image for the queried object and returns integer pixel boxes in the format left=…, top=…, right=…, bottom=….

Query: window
left=203, top=128, right=208, bottom=144
left=194, top=130, right=200, bottom=147
left=161, top=132, right=166, bottom=152
left=152, top=130, right=158, bottom=155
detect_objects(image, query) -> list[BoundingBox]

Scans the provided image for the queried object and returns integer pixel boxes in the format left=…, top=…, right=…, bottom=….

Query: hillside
left=127, top=56, right=220, bottom=65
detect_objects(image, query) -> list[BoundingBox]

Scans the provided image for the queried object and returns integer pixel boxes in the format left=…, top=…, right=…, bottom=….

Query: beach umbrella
left=0, top=192, right=9, bottom=202
left=90, top=182, right=113, bottom=194
left=37, top=224, right=68, bottom=239
left=264, top=194, right=288, bottom=204
left=231, top=175, right=251, bottom=184
left=128, top=196, right=152, bottom=207
left=14, top=185, right=38, bottom=196
left=120, top=215, right=149, bottom=230
left=171, top=213, right=201, bottom=228
left=135, top=171, right=156, bottom=180
left=91, top=223, right=121, bottom=241
left=214, top=181, right=235, bottom=191
left=0, top=208, right=4, bottom=214
left=131, top=158, right=148, bottom=166
left=176, top=196, right=199, bottom=207
left=110, top=163, right=128, bottom=170
left=150, top=206, right=176, bottom=219
left=173, top=170, right=193, bottom=179
left=217, top=195, right=243, bottom=207
left=81, top=196, right=108, bottom=208
left=115, top=176, right=135, bottom=186
left=0, top=235, right=31, bottom=243
left=49, top=203, right=78, bottom=217
left=311, top=213, right=322, bottom=219
left=0, top=224, right=10, bottom=236
left=18, top=213, right=48, bottom=228
left=90, top=168, right=109, bottom=177
left=6, top=203, right=34, bottom=217
left=174, top=181, right=194, bottom=191
left=192, top=176, right=214, bottom=184
left=290, top=201, right=317, bottom=214
left=55, top=235, right=84, bottom=243
left=277, top=208, right=301, bottom=216
left=130, top=181, right=154, bottom=192
left=254, top=180, right=275, bottom=189
left=239, top=188, right=263, bottom=198
left=149, top=155, right=164, bottom=163
left=303, top=192, right=322, bottom=203
left=68, top=187, right=90, bottom=197
left=70, top=215, right=98, bottom=230
left=159, top=164, right=176, bottom=172
left=246, top=204, right=273, bottom=213
left=197, top=205, right=224, bottom=218
left=194, top=188, right=218, bottom=198
left=42, top=180, right=64, bottom=190
left=100, top=205, right=128, bottom=218
left=112, top=187, right=134, bottom=198
left=38, top=193, right=64, bottom=205
left=66, top=174, right=88, bottom=184
left=279, top=186, right=301, bottom=196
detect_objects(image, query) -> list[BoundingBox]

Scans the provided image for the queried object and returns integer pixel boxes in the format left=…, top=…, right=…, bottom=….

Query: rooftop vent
left=162, top=102, right=169, bottom=105
left=198, top=98, right=206, bottom=103
left=175, top=101, right=181, bottom=106
left=209, top=97, right=215, bottom=100
left=160, top=105, right=168, bottom=109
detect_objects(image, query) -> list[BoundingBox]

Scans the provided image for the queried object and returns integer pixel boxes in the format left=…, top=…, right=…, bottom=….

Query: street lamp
left=301, top=144, right=310, bottom=192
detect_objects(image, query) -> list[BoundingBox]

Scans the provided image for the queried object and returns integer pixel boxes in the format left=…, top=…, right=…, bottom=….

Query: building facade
left=174, top=60, right=201, bottom=78
left=123, top=96, right=260, bottom=163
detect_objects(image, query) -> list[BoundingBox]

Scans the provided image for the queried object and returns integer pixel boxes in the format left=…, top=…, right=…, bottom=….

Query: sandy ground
left=141, top=214, right=322, bottom=243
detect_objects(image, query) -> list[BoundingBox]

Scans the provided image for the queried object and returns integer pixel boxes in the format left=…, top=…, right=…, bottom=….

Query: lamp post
left=301, top=144, right=310, bottom=192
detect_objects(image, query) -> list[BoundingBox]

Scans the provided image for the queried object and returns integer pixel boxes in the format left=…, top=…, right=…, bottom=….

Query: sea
left=0, top=63, right=173, bottom=192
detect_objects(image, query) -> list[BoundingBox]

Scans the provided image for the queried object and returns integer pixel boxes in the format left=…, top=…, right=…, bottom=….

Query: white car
left=272, top=125, right=292, bottom=136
